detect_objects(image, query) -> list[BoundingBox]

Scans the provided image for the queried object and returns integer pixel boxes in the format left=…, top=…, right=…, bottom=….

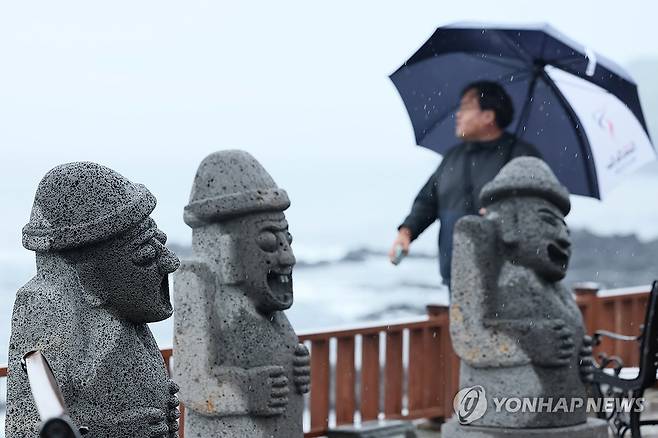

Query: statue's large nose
left=278, top=236, right=296, bottom=268
left=557, top=226, right=571, bottom=251
left=158, top=246, right=181, bottom=275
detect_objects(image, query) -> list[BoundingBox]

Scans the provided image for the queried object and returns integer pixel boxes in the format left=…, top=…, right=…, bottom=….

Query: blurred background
left=1, top=0, right=658, bottom=363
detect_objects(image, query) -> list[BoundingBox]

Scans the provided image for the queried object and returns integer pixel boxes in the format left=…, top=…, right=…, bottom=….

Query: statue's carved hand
left=116, top=407, right=169, bottom=438
left=579, top=335, right=595, bottom=383
left=293, top=343, right=311, bottom=394
left=247, top=365, right=290, bottom=416
left=167, top=380, right=181, bottom=438
left=525, top=319, right=575, bottom=367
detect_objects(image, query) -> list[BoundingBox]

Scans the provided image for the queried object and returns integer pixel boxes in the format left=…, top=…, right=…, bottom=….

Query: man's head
left=456, top=81, right=514, bottom=140
left=480, top=157, right=571, bottom=282
left=23, top=162, right=180, bottom=322
left=185, top=150, right=296, bottom=315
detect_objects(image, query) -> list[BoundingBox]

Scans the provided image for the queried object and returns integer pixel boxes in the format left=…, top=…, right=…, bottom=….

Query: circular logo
left=454, top=385, right=487, bottom=424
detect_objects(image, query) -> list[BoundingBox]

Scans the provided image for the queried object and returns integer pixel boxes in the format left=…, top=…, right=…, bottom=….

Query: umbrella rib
left=548, top=55, right=586, bottom=70
left=539, top=32, right=549, bottom=61
left=538, top=70, right=600, bottom=198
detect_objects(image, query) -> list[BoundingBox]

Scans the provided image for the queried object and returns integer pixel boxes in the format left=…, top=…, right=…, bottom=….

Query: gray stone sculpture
left=6, top=162, right=181, bottom=438
left=442, top=157, right=607, bottom=437
left=174, top=150, right=310, bottom=438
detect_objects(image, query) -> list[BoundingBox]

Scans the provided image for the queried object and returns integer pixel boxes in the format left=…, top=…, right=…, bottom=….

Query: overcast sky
left=1, top=0, right=658, bottom=263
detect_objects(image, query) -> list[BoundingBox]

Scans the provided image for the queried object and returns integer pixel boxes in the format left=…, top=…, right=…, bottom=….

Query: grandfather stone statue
left=442, top=157, right=607, bottom=437
left=174, top=150, right=310, bottom=438
left=7, top=162, right=181, bottom=438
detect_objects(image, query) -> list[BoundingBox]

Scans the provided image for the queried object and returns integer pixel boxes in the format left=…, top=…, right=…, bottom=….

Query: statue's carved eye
left=132, top=244, right=158, bottom=265
left=257, top=231, right=278, bottom=253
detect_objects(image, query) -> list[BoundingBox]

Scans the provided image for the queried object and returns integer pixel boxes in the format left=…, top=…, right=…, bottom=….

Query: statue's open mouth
left=267, top=271, right=293, bottom=304
left=547, top=243, right=569, bottom=267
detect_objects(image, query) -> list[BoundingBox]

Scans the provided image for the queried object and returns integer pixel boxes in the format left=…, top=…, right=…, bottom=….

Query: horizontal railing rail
left=0, top=283, right=650, bottom=437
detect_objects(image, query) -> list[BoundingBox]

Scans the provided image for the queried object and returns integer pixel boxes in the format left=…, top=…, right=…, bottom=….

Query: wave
left=166, top=242, right=437, bottom=269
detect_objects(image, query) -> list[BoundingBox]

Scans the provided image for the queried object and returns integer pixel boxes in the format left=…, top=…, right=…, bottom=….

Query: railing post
left=336, top=336, right=356, bottom=425
left=360, top=333, right=381, bottom=422
left=384, top=329, right=403, bottom=418
left=427, top=304, right=458, bottom=421
left=574, top=282, right=600, bottom=336
left=310, top=339, right=330, bottom=432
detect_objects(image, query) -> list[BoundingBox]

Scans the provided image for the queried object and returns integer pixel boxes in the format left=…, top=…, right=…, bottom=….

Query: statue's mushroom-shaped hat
left=23, top=162, right=156, bottom=252
left=184, top=150, right=290, bottom=227
left=479, top=157, right=571, bottom=215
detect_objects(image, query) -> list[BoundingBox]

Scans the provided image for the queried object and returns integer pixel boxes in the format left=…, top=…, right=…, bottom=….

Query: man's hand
left=389, top=227, right=411, bottom=265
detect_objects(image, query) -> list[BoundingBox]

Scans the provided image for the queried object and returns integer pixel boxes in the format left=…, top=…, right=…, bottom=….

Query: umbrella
left=390, top=22, right=655, bottom=199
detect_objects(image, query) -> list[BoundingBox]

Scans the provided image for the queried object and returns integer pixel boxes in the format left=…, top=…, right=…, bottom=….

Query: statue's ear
left=217, top=234, right=242, bottom=284
left=496, top=201, right=520, bottom=246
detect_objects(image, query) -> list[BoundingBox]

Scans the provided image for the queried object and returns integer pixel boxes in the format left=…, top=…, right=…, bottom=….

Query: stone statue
left=6, top=162, right=181, bottom=438
left=443, top=157, right=607, bottom=437
left=174, top=150, right=310, bottom=438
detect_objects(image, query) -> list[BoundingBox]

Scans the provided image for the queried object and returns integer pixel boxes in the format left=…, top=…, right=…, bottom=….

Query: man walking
left=389, top=81, right=541, bottom=287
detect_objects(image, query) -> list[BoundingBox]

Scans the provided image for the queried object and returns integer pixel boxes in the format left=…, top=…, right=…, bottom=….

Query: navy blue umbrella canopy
left=390, top=22, right=655, bottom=199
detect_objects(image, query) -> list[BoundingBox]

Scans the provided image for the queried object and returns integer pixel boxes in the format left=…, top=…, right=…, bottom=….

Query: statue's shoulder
left=454, top=215, right=496, bottom=239
left=177, top=258, right=215, bottom=279
left=10, top=276, right=77, bottom=360
left=452, top=215, right=498, bottom=270
left=15, top=275, right=40, bottom=300
left=174, top=258, right=216, bottom=299
left=13, top=275, right=66, bottom=319
left=11, top=278, right=41, bottom=339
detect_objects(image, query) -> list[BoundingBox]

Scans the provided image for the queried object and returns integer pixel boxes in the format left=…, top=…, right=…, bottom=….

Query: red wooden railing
left=296, top=305, right=459, bottom=436
left=1, top=283, right=651, bottom=437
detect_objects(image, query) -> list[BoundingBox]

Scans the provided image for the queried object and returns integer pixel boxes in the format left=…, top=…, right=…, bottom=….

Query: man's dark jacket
left=400, top=132, right=541, bottom=286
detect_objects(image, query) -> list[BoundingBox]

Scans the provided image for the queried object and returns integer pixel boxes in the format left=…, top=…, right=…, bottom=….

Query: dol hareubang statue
left=6, top=162, right=181, bottom=437
left=174, top=150, right=310, bottom=438
left=443, top=157, right=607, bottom=437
